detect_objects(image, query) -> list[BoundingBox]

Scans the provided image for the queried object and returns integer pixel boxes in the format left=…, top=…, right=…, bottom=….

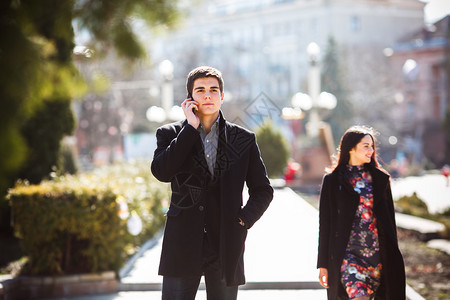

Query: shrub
left=18, top=98, right=75, bottom=184
left=85, top=162, right=168, bottom=250
left=256, top=121, right=290, bottom=178
left=395, top=192, right=450, bottom=238
left=57, top=142, right=79, bottom=176
left=8, top=161, right=168, bottom=275
left=395, top=192, right=429, bottom=218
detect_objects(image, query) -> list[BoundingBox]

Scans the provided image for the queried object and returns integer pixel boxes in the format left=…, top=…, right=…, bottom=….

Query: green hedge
left=7, top=162, right=168, bottom=275
left=256, top=121, right=290, bottom=178
left=395, top=192, right=450, bottom=238
left=395, top=192, right=429, bottom=218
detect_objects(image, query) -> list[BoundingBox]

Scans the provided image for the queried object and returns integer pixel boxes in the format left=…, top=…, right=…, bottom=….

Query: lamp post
left=306, top=42, right=321, bottom=137
left=282, top=42, right=337, bottom=183
left=146, top=59, right=184, bottom=123
left=159, top=59, right=174, bottom=115
left=283, top=43, right=336, bottom=127
left=305, top=42, right=337, bottom=137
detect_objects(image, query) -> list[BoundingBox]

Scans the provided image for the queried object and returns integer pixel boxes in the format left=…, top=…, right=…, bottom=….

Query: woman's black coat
left=317, top=164, right=405, bottom=299
left=151, top=111, right=273, bottom=286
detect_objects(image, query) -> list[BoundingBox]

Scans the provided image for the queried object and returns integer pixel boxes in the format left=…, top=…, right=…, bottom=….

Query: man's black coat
left=151, top=112, right=273, bottom=286
left=317, top=164, right=406, bottom=299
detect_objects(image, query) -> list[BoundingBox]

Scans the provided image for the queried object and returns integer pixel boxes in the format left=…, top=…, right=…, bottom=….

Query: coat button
left=199, top=205, right=204, bottom=211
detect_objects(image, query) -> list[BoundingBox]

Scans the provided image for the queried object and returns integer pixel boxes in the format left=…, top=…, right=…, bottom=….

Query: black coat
left=151, top=112, right=273, bottom=286
left=317, top=164, right=405, bottom=300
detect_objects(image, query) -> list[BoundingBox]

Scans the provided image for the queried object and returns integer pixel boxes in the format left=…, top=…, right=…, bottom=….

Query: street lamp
left=305, top=42, right=337, bottom=137
left=282, top=92, right=309, bottom=120
left=282, top=43, right=336, bottom=128
left=146, top=59, right=184, bottom=123
left=159, top=59, right=174, bottom=114
left=281, top=42, right=338, bottom=183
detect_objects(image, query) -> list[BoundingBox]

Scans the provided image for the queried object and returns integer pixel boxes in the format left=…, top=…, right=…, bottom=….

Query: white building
left=149, top=0, right=425, bottom=108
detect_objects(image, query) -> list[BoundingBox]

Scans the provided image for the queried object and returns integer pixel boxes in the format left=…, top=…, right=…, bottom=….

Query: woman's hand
left=319, top=268, right=329, bottom=288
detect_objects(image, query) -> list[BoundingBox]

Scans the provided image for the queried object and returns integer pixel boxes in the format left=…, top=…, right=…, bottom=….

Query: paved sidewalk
left=115, top=187, right=327, bottom=299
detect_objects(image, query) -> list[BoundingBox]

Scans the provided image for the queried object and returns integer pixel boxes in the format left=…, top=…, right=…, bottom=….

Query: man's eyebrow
left=194, top=86, right=220, bottom=90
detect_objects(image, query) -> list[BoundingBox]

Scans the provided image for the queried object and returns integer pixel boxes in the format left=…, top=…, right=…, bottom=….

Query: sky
left=423, top=0, right=450, bottom=23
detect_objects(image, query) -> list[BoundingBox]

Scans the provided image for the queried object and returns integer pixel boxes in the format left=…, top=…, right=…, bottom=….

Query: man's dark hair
left=186, top=66, right=224, bottom=96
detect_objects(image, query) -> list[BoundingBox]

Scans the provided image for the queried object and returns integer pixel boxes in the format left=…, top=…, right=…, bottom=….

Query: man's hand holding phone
left=182, top=95, right=200, bottom=129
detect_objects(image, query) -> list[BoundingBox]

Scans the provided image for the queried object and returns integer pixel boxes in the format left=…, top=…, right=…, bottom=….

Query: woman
left=317, top=126, right=405, bottom=300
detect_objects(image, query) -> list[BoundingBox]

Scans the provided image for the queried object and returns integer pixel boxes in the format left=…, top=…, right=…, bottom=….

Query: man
left=151, top=66, right=273, bottom=300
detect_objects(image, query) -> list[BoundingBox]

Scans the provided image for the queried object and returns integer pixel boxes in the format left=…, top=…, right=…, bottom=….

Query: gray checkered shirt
left=198, top=117, right=220, bottom=175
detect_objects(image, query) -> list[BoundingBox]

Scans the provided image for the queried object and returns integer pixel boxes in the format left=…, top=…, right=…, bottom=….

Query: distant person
left=284, top=158, right=301, bottom=184
left=317, top=125, right=405, bottom=300
left=441, top=164, right=450, bottom=187
left=389, top=159, right=400, bottom=179
left=151, top=66, right=273, bottom=300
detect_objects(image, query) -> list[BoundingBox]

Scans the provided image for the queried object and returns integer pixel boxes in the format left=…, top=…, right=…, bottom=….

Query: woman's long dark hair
left=328, top=125, right=381, bottom=173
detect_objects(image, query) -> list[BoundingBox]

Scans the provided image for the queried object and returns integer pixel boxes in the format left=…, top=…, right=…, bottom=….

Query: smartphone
left=188, top=92, right=196, bottom=114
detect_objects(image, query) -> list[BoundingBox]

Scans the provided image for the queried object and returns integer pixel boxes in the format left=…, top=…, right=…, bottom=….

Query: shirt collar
left=198, top=114, right=221, bottom=133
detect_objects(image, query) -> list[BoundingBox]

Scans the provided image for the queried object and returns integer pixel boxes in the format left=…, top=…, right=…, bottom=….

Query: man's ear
left=220, top=92, right=225, bottom=103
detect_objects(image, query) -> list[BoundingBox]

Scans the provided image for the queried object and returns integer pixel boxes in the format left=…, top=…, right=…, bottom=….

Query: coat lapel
left=213, top=112, right=229, bottom=180
left=368, top=166, right=390, bottom=209
left=336, top=167, right=359, bottom=201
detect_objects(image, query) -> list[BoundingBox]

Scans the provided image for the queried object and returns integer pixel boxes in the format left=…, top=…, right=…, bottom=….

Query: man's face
left=192, top=77, right=224, bottom=118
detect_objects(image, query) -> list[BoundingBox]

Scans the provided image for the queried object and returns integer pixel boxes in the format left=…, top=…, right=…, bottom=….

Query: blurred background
left=0, top=1, right=449, bottom=299
left=0, top=0, right=448, bottom=228
left=1, top=0, right=448, bottom=227
left=70, top=0, right=449, bottom=182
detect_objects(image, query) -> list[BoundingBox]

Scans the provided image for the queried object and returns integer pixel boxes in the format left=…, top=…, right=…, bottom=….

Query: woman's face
left=349, top=135, right=374, bottom=166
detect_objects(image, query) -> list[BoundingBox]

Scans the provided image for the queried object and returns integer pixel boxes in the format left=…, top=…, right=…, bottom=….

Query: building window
left=431, top=65, right=445, bottom=119
left=403, top=59, right=419, bottom=82
left=350, top=15, right=361, bottom=32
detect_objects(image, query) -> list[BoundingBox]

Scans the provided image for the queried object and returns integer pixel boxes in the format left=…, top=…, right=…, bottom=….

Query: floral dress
left=340, top=165, right=382, bottom=299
